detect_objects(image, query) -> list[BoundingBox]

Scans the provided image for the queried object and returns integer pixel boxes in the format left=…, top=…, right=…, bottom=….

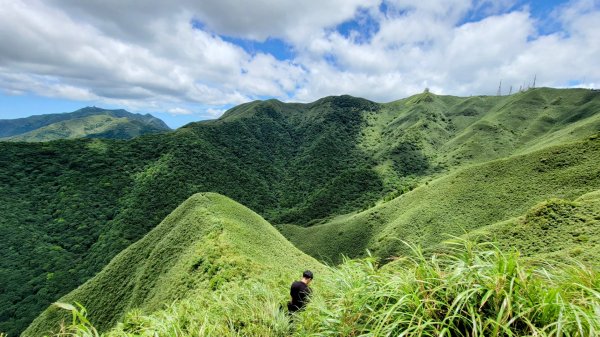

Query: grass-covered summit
left=23, top=193, right=323, bottom=336
left=461, top=189, right=600, bottom=264
left=0, top=107, right=170, bottom=141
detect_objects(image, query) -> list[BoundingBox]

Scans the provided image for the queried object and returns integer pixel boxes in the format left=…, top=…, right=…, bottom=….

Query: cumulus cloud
left=167, top=107, right=193, bottom=115
left=0, top=0, right=598, bottom=118
left=291, top=0, right=600, bottom=100
left=0, top=0, right=305, bottom=112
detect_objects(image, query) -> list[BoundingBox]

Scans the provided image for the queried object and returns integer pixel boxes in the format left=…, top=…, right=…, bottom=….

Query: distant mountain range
left=0, top=107, right=171, bottom=142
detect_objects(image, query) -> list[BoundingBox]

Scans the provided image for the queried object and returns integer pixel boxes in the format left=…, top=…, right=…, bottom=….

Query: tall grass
left=296, top=240, right=600, bottom=336
left=54, top=240, right=600, bottom=336
left=48, top=302, right=99, bottom=337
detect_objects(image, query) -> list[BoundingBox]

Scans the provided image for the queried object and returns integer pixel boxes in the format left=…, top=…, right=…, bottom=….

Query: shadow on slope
left=439, top=88, right=600, bottom=165
left=23, top=193, right=323, bottom=336
left=280, top=135, right=600, bottom=263
left=0, top=95, right=384, bottom=336
left=5, top=89, right=600, bottom=335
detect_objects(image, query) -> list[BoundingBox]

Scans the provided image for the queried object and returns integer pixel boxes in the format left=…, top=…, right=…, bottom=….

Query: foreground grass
left=51, top=240, right=599, bottom=337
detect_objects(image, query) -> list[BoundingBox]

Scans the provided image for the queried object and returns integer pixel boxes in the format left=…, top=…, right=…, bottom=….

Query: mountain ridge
left=26, top=188, right=600, bottom=336
left=23, top=192, right=323, bottom=336
left=0, top=107, right=170, bottom=141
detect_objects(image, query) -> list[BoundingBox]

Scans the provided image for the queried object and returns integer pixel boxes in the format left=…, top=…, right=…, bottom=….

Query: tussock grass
left=462, top=195, right=600, bottom=265
left=54, top=240, right=600, bottom=337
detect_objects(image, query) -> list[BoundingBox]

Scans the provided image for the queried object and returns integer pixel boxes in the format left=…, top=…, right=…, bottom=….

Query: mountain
left=23, top=193, right=323, bottom=336
left=0, top=107, right=170, bottom=141
left=1, top=88, right=600, bottom=335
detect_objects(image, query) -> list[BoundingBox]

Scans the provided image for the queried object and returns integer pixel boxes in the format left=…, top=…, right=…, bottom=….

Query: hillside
left=26, top=192, right=600, bottom=336
left=23, top=193, right=323, bottom=336
left=1, top=88, right=600, bottom=335
left=362, top=88, right=600, bottom=185
left=0, top=107, right=170, bottom=141
left=280, top=134, right=600, bottom=263
left=459, top=189, right=600, bottom=264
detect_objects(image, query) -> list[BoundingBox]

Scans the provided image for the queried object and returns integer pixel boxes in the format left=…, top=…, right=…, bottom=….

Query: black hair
left=303, top=270, right=314, bottom=279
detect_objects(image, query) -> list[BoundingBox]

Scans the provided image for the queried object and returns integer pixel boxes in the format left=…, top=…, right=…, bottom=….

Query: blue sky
left=0, top=0, right=598, bottom=128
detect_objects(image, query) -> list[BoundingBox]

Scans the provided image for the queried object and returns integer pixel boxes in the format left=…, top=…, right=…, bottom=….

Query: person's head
left=301, top=270, right=313, bottom=284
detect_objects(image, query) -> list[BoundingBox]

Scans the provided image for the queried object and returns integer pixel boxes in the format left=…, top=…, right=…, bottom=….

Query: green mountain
left=1, top=88, right=600, bottom=336
left=0, top=107, right=170, bottom=141
left=23, top=193, right=323, bottom=336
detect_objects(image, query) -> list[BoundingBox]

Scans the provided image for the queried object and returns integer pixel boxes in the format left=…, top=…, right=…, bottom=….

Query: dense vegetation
left=25, top=192, right=600, bottom=336
left=0, top=107, right=170, bottom=141
left=1, top=88, right=600, bottom=335
left=463, top=190, right=600, bottom=264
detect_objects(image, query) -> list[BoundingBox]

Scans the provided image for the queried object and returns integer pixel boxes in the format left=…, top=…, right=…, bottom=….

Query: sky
left=0, top=0, right=598, bottom=128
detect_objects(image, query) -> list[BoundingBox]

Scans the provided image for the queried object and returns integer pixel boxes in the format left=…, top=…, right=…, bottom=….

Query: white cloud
left=167, top=107, right=193, bottom=115
left=187, top=0, right=380, bottom=44
left=0, top=0, right=306, bottom=107
left=0, top=0, right=598, bottom=116
left=290, top=1, right=600, bottom=101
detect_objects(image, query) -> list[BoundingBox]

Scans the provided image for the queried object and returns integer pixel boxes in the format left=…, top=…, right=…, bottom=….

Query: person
left=287, top=270, right=313, bottom=313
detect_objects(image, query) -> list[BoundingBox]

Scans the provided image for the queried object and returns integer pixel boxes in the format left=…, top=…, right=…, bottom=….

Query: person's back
left=288, top=270, right=313, bottom=313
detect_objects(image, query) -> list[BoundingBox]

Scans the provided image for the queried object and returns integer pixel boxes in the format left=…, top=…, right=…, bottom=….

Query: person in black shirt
left=287, top=270, right=313, bottom=313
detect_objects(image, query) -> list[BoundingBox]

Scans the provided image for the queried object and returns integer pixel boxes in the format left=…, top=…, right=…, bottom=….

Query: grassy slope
left=439, top=88, right=600, bottom=164
left=373, top=88, right=600, bottom=165
left=0, top=96, right=382, bottom=336
left=36, top=193, right=600, bottom=336
left=44, top=240, right=600, bottom=336
left=460, top=189, right=600, bottom=265
left=23, top=193, right=323, bottom=336
left=281, top=135, right=600, bottom=263
left=354, top=88, right=600, bottom=194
